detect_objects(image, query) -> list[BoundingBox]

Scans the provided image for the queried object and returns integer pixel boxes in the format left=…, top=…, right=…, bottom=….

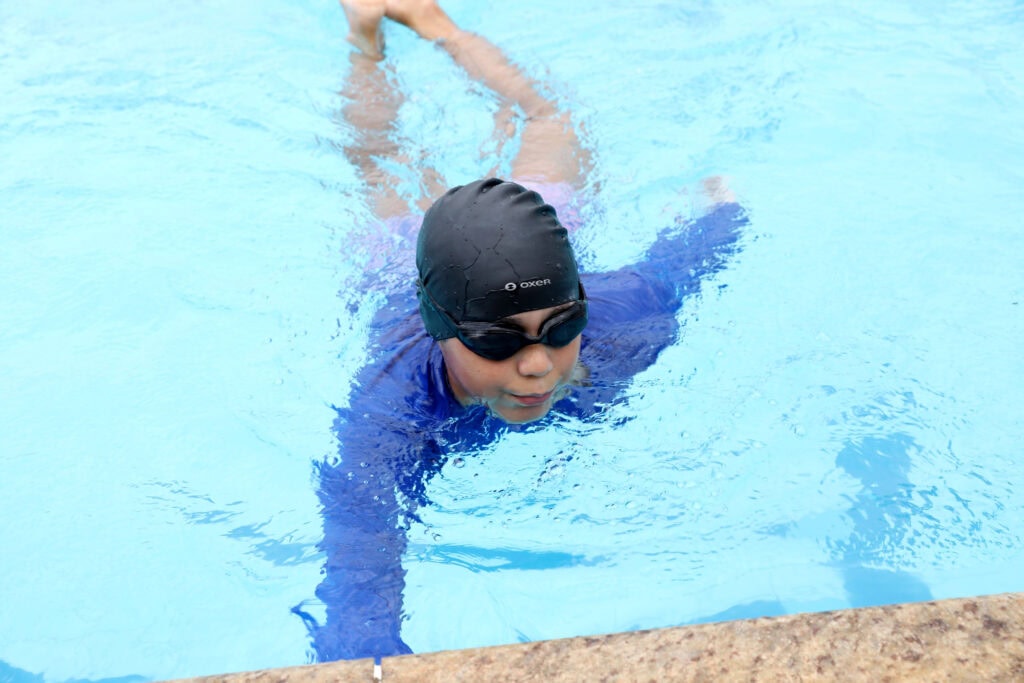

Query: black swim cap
left=416, top=178, right=581, bottom=340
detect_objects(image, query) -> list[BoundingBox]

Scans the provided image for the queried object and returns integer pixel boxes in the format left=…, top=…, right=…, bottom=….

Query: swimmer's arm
left=586, top=189, right=748, bottom=328
left=313, top=422, right=415, bottom=660
left=634, top=191, right=748, bottom=313
left=573, top=198, right=746, bottom=413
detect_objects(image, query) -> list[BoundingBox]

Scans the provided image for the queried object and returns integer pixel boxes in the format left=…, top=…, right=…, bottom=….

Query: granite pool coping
left=171, top=591, right=1024, bottom=682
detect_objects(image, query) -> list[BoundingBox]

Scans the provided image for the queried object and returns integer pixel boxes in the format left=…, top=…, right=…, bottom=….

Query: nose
left=516, top=343, right=554, bottom=377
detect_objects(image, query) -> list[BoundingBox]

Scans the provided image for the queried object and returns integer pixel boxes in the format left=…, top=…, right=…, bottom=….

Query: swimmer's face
left=440, top=303, right=582, bottom=424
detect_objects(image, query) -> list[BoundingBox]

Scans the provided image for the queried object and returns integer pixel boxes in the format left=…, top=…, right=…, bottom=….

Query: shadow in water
left=0, top=659, right=148, bottom=683
left=693, top=599, right=789, bottom=624
left=833, top=432, right=934, bottom=608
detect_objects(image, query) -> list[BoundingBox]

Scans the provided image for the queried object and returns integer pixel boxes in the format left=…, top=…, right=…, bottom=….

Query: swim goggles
left=418, top=281, right=588, bottom=361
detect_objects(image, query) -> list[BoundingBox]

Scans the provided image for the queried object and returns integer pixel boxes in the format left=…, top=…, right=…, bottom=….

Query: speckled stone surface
left=171, top=592, right=1024, bottom=682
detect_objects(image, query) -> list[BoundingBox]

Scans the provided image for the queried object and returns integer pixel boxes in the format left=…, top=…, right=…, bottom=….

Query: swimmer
left=302, top=0, right=747, bottom=661
left=338, top=0, right=593, bottom=428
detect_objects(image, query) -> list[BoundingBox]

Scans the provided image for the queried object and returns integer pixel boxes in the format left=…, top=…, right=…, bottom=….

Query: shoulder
left=342, top=303, right=459, bottom=424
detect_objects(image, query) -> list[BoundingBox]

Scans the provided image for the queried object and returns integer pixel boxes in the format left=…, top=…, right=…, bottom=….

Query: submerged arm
left=620, top=176, right=744, bottom=312
left=313, top=402, right=450, bottom=661
left=573, top=199, right=749, bottom=413
left=314, top=405, right=416, bottom=661
left=310, top=311, right=454, bottom=661
left=314, top=441, right=411, bottom=660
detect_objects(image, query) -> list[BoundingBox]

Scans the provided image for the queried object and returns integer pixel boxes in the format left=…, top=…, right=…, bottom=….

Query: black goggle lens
left=458, top=300, right=588, bottom=361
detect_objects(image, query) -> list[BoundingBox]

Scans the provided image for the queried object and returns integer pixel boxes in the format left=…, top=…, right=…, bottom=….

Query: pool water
left=2, top=0, right=1022, bottom=680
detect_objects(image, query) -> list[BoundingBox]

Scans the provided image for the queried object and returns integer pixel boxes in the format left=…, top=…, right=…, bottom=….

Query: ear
left=570, top=359, right=591, bottom=386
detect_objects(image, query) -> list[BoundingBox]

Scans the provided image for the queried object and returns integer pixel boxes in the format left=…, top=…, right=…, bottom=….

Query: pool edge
left=168, top=591, right=1024, bottom=681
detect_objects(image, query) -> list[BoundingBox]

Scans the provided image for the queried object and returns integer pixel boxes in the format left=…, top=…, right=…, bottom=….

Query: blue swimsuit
left=304, top=202, right=748, bottom=660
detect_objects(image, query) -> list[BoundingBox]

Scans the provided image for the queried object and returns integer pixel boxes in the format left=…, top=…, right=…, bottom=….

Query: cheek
left=460, top=361, right=506, bottom=397
left=554, top=337, right=582, bottom=375
left=440, top=339, right=512, bottom=400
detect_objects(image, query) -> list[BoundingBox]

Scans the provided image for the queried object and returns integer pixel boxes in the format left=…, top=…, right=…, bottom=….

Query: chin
left=493, top=403, right=551, bottom=425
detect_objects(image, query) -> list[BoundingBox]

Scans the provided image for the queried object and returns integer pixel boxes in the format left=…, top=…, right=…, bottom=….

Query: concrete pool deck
left=173, top=591, right=1023, bottom=682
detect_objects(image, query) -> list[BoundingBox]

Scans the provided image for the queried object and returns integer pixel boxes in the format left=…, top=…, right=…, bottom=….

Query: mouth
left=509, top=390, right=554, bottom=407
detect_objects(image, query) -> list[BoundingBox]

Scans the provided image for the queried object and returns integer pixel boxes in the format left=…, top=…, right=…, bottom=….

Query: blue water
left=2, top=0, right=1022, bottom=680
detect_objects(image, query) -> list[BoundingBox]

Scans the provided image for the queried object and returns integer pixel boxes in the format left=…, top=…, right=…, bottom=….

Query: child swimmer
left=307, top=0, right=747, bottom=661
